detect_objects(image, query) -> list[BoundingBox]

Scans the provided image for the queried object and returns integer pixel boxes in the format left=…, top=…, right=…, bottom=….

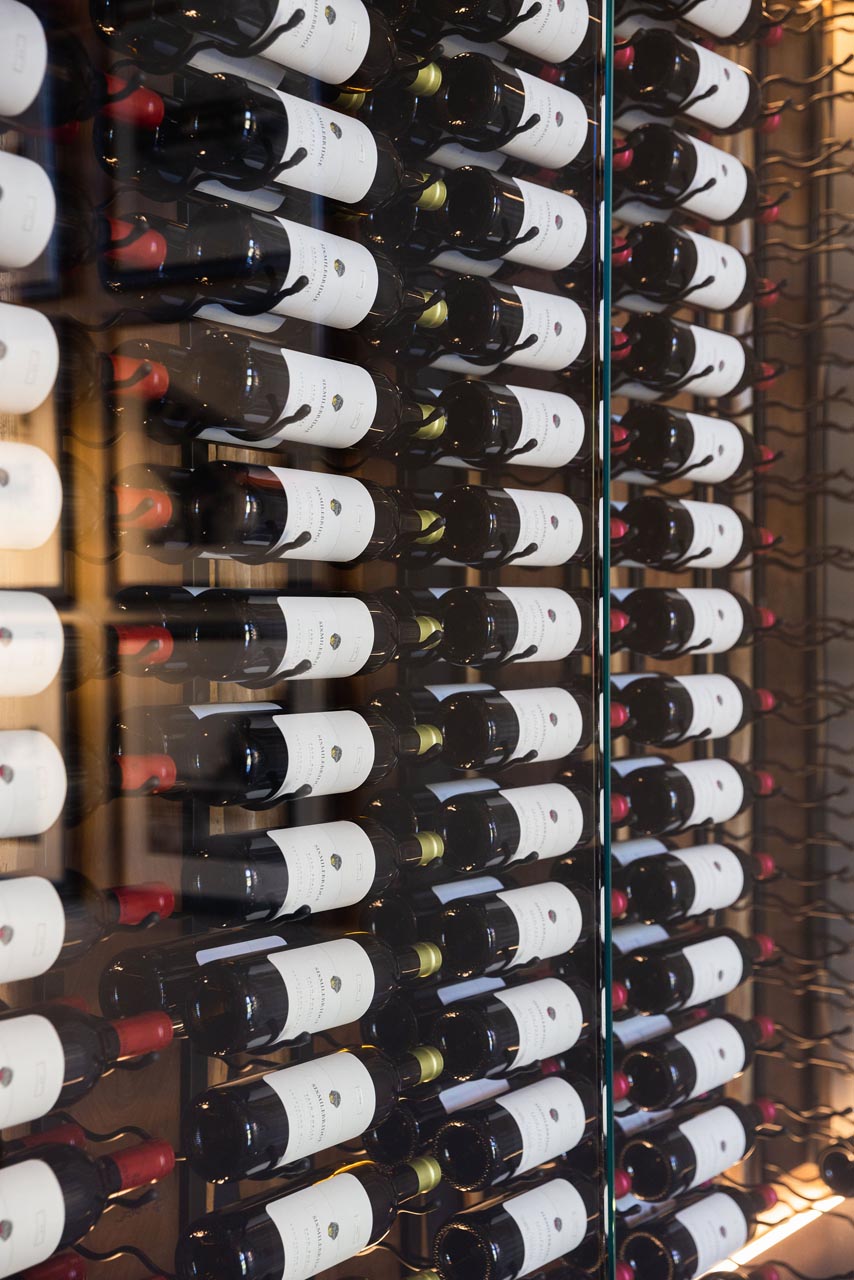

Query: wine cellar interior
left=3, top=0, right=854, bottom=1278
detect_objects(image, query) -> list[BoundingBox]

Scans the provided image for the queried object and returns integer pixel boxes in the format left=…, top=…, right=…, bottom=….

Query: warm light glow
left=712, top=1194, right=845, bottom=1273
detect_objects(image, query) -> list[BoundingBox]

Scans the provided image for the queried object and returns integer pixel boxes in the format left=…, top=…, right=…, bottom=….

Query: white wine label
left=426, top=777, right=500, bottom=802
left=682, top=935, right=745, bottom=1007
left=0, top=153, right=55, bottom=271
left=506, top=385, right=587, bottom=469
left=204, top=348, right=378, bottom=450
left=682, top=135, right=749, bottom=223
left=499, top=1077, right=587, bottom=1175
left=614, top=1012, right=674, bottom=1050
left=503, top=71, right=588, bottom=169
left=275, top=595, right=375, bottom=679
left=674, top=672, right=746, bottom=741
left=437, top=975, right=506, bottom=1006
left=432, top=876, right=503, bottom=905
left=501, top=686, right=584, bottom=764
left=261, top=0, right=372, bottom=83
left=682, top=232, right=748, bottom=314
left=0, top=730, right=66, bottom=838
left=500, top=881, right=584, bottom=967
left=680, top=0, right=753, bottom=38
left=270, top=937, right=377, bottom=1041
left=502, top=782, right=585, bottom=863
left=269, top=820, right=377, bottom=916
left=202, top=219, right=379, bottom=332
left=439, top=1076, right=510, bottom=1113
left=509, top=180, right=588, bottom=271
left=272, top=709, right=376, bottom=799
left=0, top=305, right=60, bottom=417
left=0, top=591, right=64, bottom=696
left=428, top=139, right=507, bottom=172
left=681, top=499, right=746, bottom=569
left=0, top=877, right=65, bottom=983
left=508, top=288, right=587, bottom=373
left=500, top=587, right=583, bottom=664
left=680, top=1105, right=748, bottom=1188
left=0, top=1014, right=65, bottom=1127
left=268, top=468, right=376, bottom=562
left=265, top=1170, right=373, bottom=1280
left=612, top=923, right=668, bottom=955
left=0, top=1159, right=65, bottom=1276
left=675, top=1192, right=749, bottom=1278
left=676, top=1017, right=747, bottom=1098
left=265, top=1051, right=377, bottom=1165
left=679, top=587, right=746, bottom=654
left=686, top=43, right=751, bottom=129
left=502, top=0, right=589, bottom=62
left=681, top=325, right=747, bottom=399
left=674, top=844, right=746, bottom=917
left=272, top=89, right=377, bottom=202
left=677, top=758, right=745, bottom=827
left=612, top=838, right=669, bottom=867
left=425, top=682, right=494, bottom=700
left=196, top=934, right=289, bottom=964
left=507, top=489, right=584, bottom=567
left=503, top=1178, right=589, bottom=1275
left=497, top=977, right=584, bottom=1068
left=611, top=756, right=665, bottom=777
left=0, top=443, right=62, bottom=550
left=672, top=410, right=746, bottom=486
left=0, top=0, right=47, bottom=117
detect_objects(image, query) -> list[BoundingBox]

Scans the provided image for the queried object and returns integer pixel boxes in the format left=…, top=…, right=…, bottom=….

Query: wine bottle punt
left=185, top=932, right=443, bottom=1055
left=613, top=403, right=775, bottom=485
left=615, top=672, right=776, bottom=745
left=184, top=1043, right=444, bottom=1182
left=612, top=586, right=776, bottom=658
left=176, top=1156, right=442, bottom=1280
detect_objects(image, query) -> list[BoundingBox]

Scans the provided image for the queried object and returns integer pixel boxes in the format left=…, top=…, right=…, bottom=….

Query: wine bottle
left=371, top=681, right=494, bottom=732
left=434, top=1174, right=600, bottom=1280
left=0, top=728, right=68, bottom=839
left=440, top=378, right=591, bottom=472
left=612, top=586, right=776, bottom=658
left=621, top=1098, right=777, bottom=1201
left=434, top=53, right=589, bottom=169
left=114, top=461, right=444, bottom=566
left=432, top=975, right=597, bottom=1081
left=820, top=1143, right=854, bottom=1196
left=362, top=874, right=509, bottom=948
left=0, top=873, right=174, bottom=983
left=617, top=757, right=775, bottom=835
left=434, top=1073, right=597, bottom=1191
left=616, top=495, right=775, bottom=572
left=115, top=700, right=443, bottom=806
left=184, top=932, right=442, bottom=1055
left=111, top=327, right=447, bottom=453
left=617, top=1013, right=775, bottom=1110
left=184, top=1043, right=444, bottom=1182
left=0, top=1139, right=174, bottom=1277
left=176, top=1156, right=441, bottom=1280
left=100, top=199, right=448, bottom=338
left=627, top=843, right=775, bottom=925
left=0, top=0, right=162, bottom=130
left=441, top=275, right=593, bottom=373
left=439, top=586, right=593, bottom=668
left=440, top=776, right=597, bottom=874
left=621, top=927, right=775, bottom=1015
left=184, top=819, right=443, bottom=925
left=364, top=776, right=500, bottom=841
left=430, top=0, right=590, bottom=63
left=613, top=403, right=775, bottom=486
left=615, top=0, right=765, bottom=44
left=615, top=673, right=776, bottom=744
left=0, top=442, right=62, bottom=552
left=440, top=485, right=592, bottom=568
left=621, top=1185, right=778, bottom=1280
left=365, top=1075, right=512, bottom=1165
left=0, top=151, right=57, bottom=273
left=439, top=880, right=594, bottom=978
left=615, top=31, right=762, bottom=133
left=615, top=124, right=772, bottom=224
left=363, top=972, right=510, bottom=1056
left=0, top=1003, right=173, bottom=1128
left=615, top=314, right=775, bottom=402
left=440, top=683, right=596, bottom=771
left=115, top=587, right=442, bottom=685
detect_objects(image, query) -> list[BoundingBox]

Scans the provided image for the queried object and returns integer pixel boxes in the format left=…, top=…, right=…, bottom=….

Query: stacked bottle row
left=609, top=2, right=785, bottom=1277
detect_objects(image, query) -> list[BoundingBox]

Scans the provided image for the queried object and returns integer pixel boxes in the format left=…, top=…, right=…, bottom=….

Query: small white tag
left=432, top=876, right=503, bottom=906
left=439, top=1076, right=510, bottom=1113
left=612, top=838, right=668, bottom=867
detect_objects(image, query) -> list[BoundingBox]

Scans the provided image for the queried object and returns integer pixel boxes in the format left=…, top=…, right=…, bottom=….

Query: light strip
left=712, top=1194, right=845, bottom=1273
